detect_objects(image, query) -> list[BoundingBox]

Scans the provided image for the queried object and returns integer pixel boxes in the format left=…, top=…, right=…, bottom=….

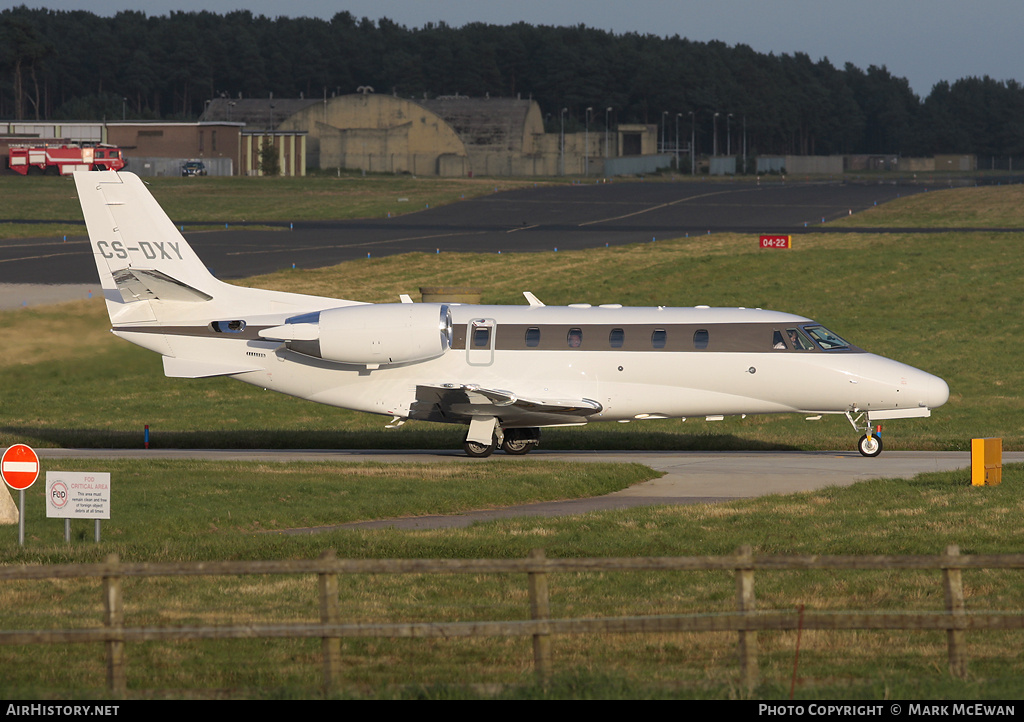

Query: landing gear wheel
left=858, top=433, right=882, bottom=457
left=501, top=428, right=540, bottom=455
left=501, top=438, right=537, bottom=455
left=463, top=438, right=496, bottom=458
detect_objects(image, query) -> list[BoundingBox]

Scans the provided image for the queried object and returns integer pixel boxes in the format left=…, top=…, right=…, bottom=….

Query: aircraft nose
left=857, top=355, right=949, bottom=411
left=916, top=370, right=949, bottom=410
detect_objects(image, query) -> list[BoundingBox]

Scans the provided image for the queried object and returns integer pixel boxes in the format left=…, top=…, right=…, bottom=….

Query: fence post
left=528, top=548, right=552, bottom=684
left=735, top=544, right=758, bottom=690
left=318, top=549, right=341, bottom=693
left=102, top=553, right=126, bottom=696
left=942, top=544, right=967, bottom=679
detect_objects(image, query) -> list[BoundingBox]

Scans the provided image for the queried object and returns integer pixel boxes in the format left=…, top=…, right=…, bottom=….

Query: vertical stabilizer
left=74, top=171, right=224, bottom=323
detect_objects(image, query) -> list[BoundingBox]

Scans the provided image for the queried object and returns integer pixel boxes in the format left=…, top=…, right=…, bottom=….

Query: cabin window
left=786, top=328, right=815, bottom=351
left=212, top=320, right=246, bottom=333
left=651, top=329, right=667, bottom=349
left=693, top=329, right=709, bottom=349
left=525, top=327, right=540, bottom=347
left=95, top=150, right=105, bottom=158
left=567, top=328, right=583, bottom=348
left=804, top=325, right=850, bottom=350
left=472, top=327, right=490, bottom=348
left=609, top=328, right=625, bottom=348
left=773, top=330, right=786, bottom=349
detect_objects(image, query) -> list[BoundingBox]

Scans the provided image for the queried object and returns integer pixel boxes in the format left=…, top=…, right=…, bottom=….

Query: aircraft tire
left=501, top=428, right=540, bottom=455
left=857, top=433, right=882, bottom=457
left=501, top=439, right=537, bottom=455
left=463, top=438, right=496, bottom=458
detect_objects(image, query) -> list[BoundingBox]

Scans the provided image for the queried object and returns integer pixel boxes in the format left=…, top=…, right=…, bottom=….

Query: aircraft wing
left=411, top=384, right=602, bottom=427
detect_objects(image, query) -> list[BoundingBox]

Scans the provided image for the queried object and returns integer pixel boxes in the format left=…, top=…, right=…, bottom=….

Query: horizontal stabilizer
left=113, top=268, right=213, bottom=303
left=163, top=356, right=262, bottom=379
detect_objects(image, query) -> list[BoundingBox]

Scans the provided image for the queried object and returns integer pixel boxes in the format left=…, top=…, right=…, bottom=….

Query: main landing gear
left=846, top=411, right=883, bottom=457
left=462, top=427, right=541, bottom=458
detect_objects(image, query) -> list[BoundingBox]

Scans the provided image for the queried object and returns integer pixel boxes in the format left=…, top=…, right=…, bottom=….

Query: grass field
left=1, top=459, right=1022, bottom=699
left=1, top=176, right=1023, bottom=699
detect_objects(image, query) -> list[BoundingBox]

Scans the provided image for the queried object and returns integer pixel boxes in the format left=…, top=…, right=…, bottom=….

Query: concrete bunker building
left=202, top=93, right=658, bottom=177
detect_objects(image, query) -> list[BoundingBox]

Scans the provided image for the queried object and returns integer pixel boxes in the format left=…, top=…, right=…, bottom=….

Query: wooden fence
left=1, top=544, right=1023, bottom=695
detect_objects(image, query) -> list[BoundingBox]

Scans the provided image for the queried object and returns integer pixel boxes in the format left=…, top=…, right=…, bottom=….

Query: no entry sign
left=2, top=444, right=40, bottom=490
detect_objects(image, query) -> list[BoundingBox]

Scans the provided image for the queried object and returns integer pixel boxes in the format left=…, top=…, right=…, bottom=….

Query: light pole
left=661, top=110, right=668, bottom=154
left=605, top=107, right=612, bottom=158
left=560, top=107, right=567, bottom=176
left=742, top=115, right=747, bottom=174
left=713, top=112, right=719, bottom=157
left=689, top=111, right=695, bottom=175
left=727, top=113, right=733, bottom=157
left=675, top=113, right=681, bottom=170
left=585, top=106, right=592, bottom=176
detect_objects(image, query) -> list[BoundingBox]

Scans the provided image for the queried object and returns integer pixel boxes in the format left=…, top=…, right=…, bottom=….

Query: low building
left=106, top=122, right=244, bottom=176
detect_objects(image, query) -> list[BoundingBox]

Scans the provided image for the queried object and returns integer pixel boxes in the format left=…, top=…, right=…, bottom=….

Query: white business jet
left=74, top=171, right=949, bottom=457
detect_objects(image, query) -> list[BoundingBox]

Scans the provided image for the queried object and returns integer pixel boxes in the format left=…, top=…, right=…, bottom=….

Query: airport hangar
left=0, top=94, right=661, bottom=179
left=4, top=93, right=975, bottom=179
left=197, top=93, right=663, bottom=177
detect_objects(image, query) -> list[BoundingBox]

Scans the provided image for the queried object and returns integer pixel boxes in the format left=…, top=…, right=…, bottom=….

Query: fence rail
left=2, top=545, right=1022, bottom=694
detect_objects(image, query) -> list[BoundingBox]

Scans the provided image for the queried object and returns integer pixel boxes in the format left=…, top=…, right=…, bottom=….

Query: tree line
left=3, top=6, right=1023, bottom=159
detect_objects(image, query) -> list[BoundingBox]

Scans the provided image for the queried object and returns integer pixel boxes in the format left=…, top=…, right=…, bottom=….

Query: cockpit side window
left=786, top=327, right=815, bottom=351
left=804, top=325, right=850, bottom=350
left=773, top=330, right=786, bottom=349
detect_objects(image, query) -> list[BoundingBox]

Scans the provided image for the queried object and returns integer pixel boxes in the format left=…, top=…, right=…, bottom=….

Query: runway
left=1, top=180, right=933, bottom=285
left=36, top=448, right=1021, bottom=531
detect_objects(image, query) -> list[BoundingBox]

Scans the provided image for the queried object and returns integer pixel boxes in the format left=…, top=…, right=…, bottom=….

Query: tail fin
left=74, top=170, right=224, bottom=323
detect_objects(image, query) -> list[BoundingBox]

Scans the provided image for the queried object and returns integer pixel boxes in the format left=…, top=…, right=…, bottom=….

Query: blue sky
left=10, top=0, right=1023, bottom=97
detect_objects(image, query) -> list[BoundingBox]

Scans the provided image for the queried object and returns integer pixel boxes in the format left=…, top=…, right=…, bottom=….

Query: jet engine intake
left=261, top=303, right=453, bottom=367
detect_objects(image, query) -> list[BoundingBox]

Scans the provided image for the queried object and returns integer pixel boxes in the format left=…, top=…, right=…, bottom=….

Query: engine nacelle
left=260, top=303, right=453, bottom=367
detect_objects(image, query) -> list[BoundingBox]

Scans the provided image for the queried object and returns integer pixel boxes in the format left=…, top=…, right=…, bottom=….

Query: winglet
left=523, top=291, right=545, bottom=307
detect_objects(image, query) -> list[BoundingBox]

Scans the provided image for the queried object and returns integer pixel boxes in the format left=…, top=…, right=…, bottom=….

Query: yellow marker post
left=971, top=438, right=1002, bottom=486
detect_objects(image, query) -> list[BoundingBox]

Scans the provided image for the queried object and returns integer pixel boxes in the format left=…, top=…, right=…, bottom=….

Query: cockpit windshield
left=803, top=325, right=850, bottom=350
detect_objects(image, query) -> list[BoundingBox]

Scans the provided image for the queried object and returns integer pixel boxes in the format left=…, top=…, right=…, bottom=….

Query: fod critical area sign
left=46, top=472, right=110, bottom=520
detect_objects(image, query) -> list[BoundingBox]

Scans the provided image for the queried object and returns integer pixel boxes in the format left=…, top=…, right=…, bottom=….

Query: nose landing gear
left=846, top=411, right=883, bottom=457
left=857, top=432, right=883, bottom=457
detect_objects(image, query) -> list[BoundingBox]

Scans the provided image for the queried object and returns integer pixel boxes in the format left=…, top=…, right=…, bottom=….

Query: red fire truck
left=7, top=144, right=126, bottom=175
